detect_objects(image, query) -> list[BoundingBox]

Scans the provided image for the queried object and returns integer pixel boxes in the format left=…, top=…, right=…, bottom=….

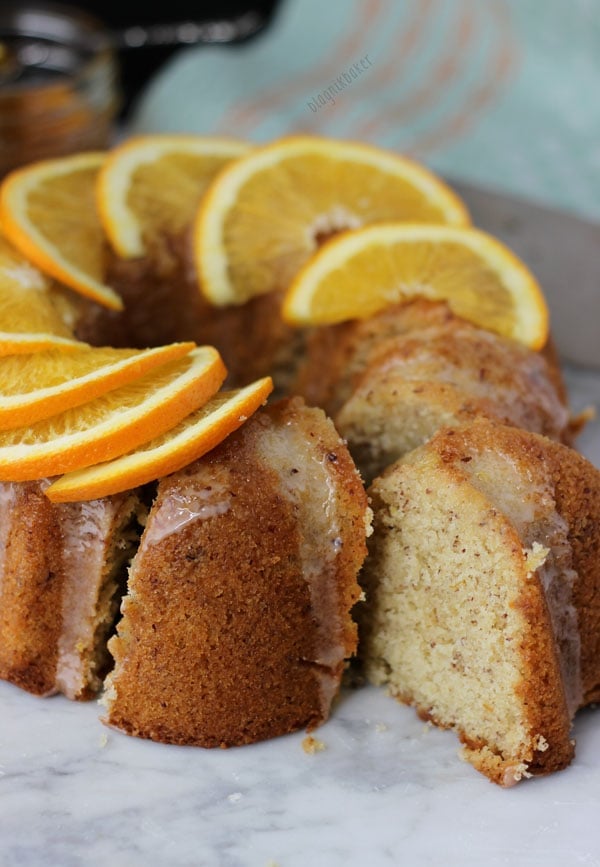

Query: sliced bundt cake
left=335, top=320, right=570, bottom=483
left=360, top=420, right=600, bottom=785
left=0, top=481, right=143, bottom=699
left=296, top=299, right=567, bottom=419
left=103, top=397, right=370, bottom=746
left=295, top=299, right=570, bottom=485
left=296, top=299, right=457, bottom=414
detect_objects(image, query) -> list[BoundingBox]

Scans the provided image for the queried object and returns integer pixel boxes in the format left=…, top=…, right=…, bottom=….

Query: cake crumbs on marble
left=302, top=735, right=326, bottom=754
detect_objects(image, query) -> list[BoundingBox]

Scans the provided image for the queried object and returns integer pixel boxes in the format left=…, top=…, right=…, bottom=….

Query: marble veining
left=0, top=364, right=599, bottom=867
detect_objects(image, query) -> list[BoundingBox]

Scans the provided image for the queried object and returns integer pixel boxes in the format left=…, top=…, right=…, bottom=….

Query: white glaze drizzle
left=55, top=499, right=114, bottom=698
left=463, top=450, right=582, bottom=717
left=254, top=418, right=346, bottom=715
left=145, top=478, right=231, bottom=545
left=55, top=493, right=141, bottom=698
left=0, top=483, right=18, bottom=602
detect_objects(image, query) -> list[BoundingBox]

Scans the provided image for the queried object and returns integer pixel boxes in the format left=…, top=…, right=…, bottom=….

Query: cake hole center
left=309, top=206, right=362, bottom=248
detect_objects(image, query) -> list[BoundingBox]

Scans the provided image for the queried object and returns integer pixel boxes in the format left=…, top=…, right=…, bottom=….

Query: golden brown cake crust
left=368, top=477, right=572, bottom=784
left=296, top=300, right=569, bottom=425
left=304, top=299, right=570, bottom=487
left=105, top=398, right=368, bottom=747
left=0, top=482, right=63, bottom=695
left=75, top=237, right=304, bottom=393
left=0, top=483, right=142, bottom=699
left=362, top=327, right=569, bottom=441
left=296, top=300, right=457, bottom=413
left=431, top=421, right=600, bottom=706
left=541, top=441, right=600, bottom=705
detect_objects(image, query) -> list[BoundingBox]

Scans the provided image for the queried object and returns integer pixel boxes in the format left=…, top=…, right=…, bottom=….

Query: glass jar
left=0, top=2, right=120, bottom=177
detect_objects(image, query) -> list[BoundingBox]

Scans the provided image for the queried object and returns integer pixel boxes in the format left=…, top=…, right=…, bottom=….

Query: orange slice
left=282, top=223, right=549, bottom=350
left=0, top=341, right=195, bottom=430
left=0, top=152, right=122, bottom=310
left=97, top=134, right=250, bottom=259
left=46, top=377, right=273, bottom=502
left=194, top=135, right=470, bottom=306
left=0, top=346, right=226, bottom=482
left=0, top=232, right=81, bottom=354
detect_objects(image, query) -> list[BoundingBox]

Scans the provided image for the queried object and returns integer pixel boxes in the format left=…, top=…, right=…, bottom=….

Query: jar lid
left=0, top=1, right=112, bottom=92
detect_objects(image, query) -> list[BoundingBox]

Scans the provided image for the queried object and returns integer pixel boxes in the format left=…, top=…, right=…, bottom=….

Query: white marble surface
left=1, top=364, right=599, bottom=867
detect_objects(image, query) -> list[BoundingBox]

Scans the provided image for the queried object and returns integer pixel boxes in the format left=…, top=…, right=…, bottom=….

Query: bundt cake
left=0, top=135, right=597, bottom=788
left=0, top=480, right=143, bottom=699
left=329, top=306, right=571, bottom=483
left=295, top=300, right=567, bottom=415
left=296, top=299, right=459, bottom=414
left=360, top=420, right=600, bottom=785
left=103, top=397, right=369, bottom=746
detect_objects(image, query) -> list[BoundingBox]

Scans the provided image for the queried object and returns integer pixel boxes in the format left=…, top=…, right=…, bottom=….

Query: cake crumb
left=523, top=541, right=549, bottom=574
left=302, top=735, right=325, bottom=754
left=533, top=734, right=549, bottom=752
left=364, top=505, right=374, bottom=537
left=99, top=733, right=108, bottom=748
left=502, top=763, right=532, bottom=786
left=375, top=722, right=388, bottom=733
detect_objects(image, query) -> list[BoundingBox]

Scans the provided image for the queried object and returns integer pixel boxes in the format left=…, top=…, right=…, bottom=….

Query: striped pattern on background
left=132, top=0, right=600, bottom=221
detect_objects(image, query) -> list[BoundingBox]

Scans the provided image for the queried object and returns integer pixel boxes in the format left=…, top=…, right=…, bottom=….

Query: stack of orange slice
left=0, top=346, right=226, bottom=480
left=0, top=337, right=273, bottom=497
left=193, top=135, right=471, bottom=306
left=46, top=377, right=273, bottom=502
left=0, top=342, right=195, bottom=429
left=0, top=141, right=275, bottom=499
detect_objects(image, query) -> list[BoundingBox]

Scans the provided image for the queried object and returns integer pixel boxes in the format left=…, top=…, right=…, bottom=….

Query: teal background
left=131, top=0, right=600, bottom=221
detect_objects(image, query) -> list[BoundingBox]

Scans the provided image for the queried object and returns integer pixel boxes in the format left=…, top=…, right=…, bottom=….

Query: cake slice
left=360, top=420, right=600, bottom=785
left=296, top=299, right=457, bottom=414
left=296, top=300, right=567, bottom=419
left=0, top=481, right=143, bottom=699
left=103, top=397, right=370, bottom=747
left=336, top=320, right=570, bottom=484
